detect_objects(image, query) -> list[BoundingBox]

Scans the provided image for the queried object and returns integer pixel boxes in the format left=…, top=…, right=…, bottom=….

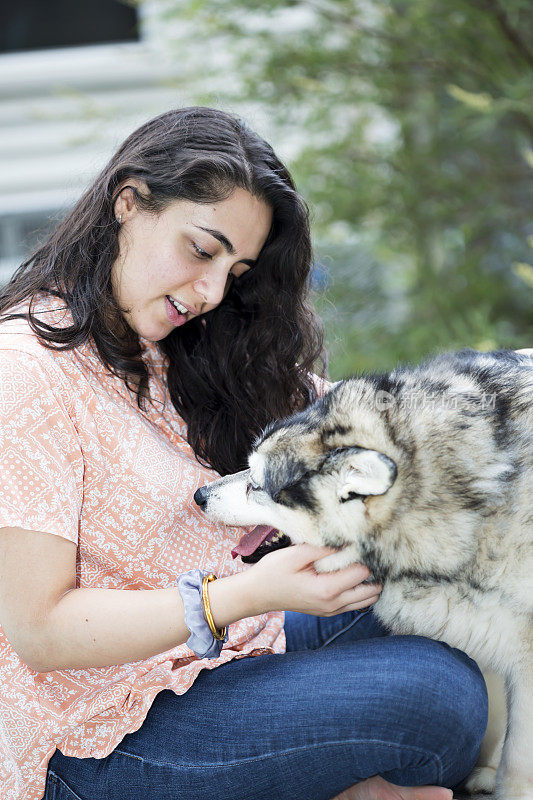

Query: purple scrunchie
left=177, top=569, right=228, bottom=659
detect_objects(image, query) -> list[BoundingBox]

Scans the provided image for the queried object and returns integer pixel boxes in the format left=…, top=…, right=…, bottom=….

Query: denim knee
left=396, top=636, right=489, bottom=788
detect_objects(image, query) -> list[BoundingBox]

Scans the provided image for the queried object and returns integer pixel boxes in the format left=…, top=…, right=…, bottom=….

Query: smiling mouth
left=165, top=296, right=189, bottom=326
left=168, top=295, right=191, bottom=314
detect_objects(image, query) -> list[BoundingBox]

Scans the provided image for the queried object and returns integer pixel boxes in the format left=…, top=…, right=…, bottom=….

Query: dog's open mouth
left=231, top=525, right=292, bottom=564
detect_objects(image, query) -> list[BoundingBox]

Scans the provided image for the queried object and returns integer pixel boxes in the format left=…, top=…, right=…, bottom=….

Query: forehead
left=249, top=451, right=266, bottom=482
left=249, top=446, right=315, bottom=504
left=248, top=379, right=393, bottom=480
left=249, top=420, right=326, bottom=494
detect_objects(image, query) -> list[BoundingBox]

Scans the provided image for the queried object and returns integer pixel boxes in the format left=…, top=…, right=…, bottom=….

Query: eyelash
left=191, top=241, right=238, bottom=280
left=192, top=242, right=213, bottom=260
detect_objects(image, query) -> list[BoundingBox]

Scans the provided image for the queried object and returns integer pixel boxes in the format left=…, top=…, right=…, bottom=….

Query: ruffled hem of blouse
left=56, top=629, right=286, bottom=758
left=15, top=624, right=285, bottom=800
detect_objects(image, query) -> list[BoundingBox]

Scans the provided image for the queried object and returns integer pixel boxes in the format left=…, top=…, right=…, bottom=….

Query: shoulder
left=0, top=295, right=83, bottom=403
left=0, top=292, right=72, bottom=358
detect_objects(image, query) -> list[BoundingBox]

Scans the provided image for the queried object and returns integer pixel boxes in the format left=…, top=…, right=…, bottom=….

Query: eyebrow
left=194, top=225, right=258, bottom=267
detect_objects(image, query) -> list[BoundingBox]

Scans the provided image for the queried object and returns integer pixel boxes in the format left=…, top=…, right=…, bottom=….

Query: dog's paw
left=464, top=766, right=497, bottom=794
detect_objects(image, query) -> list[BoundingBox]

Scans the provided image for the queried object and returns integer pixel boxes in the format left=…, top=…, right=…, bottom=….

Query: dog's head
left=196, top=351, right=522, bottom=573
left=193, top=378, right=405, bottom=564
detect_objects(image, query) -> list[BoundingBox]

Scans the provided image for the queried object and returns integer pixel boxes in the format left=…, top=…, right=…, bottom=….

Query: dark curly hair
left=0, top=106, right=327, bottom=475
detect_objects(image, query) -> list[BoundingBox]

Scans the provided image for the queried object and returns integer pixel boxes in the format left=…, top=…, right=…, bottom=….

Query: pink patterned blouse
left=0, top=293, right=290, bottom=800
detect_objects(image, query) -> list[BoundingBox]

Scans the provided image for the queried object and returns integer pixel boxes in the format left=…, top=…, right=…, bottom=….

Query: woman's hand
left=241, top=543, right=382, bottom=618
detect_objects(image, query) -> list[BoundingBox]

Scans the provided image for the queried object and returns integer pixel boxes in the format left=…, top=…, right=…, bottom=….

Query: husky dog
left=194, top=349, right=533, bottom=800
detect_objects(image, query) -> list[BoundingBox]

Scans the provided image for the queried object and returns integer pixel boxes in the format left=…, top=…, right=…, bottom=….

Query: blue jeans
left=44, top=610, right=488, bottom=800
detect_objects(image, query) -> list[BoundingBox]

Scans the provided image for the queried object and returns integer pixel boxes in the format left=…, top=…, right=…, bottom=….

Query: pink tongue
left=231, top=525, right=276, bottom=559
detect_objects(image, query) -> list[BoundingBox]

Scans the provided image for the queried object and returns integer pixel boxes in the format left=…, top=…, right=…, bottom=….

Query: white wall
left=0, top=1, right=242, bottom=282
left=0, top=1, right=318, bottom=285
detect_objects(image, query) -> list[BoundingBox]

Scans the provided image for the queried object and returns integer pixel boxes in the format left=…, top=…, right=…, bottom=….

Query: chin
left=132, top=316, right=170, bottom=342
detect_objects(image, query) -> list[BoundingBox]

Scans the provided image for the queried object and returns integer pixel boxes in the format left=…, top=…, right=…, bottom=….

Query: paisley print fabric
left=0, top=293, right=288, bottom=800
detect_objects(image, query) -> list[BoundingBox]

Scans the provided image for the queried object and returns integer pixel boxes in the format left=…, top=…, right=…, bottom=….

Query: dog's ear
left=334, top=447, right=397, bottom=501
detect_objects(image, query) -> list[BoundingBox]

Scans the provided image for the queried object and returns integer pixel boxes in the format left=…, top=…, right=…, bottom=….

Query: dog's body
left=196, top=349, right=533, bottom=800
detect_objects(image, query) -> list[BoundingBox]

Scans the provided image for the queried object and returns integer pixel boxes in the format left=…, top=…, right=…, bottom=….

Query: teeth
left=168, top=296, right=188, bottom=315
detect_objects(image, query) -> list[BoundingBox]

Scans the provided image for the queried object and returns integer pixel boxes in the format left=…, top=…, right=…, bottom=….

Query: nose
left=194, top=486, right=208, bottom=508
left=193, top=265, right=231, bottom=308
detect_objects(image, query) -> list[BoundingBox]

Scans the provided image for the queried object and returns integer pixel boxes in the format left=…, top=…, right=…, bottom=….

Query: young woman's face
left=111, top=186, right=273, bottom=342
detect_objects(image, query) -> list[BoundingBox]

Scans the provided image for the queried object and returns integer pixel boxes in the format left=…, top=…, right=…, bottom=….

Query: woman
left=0, top=107, right=487, bottom=800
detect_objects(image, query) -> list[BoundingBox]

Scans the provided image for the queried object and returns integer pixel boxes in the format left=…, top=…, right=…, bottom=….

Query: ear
left=336, top=447, right=397, bottom=502
left=112, top=180, right=148, bottom=223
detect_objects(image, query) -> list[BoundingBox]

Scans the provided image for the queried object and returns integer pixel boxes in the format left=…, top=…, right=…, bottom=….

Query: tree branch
left=474, top=0, right=533, bottom=68
left=298, top=0, right=403, bottom=43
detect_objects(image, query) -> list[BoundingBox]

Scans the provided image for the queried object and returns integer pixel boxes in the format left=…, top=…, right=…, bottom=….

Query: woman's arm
left=45, top=556, right=377, bottom=674
left=1, top=522, right=378, bottom=674
left=42, top=571, right=249, bottom=672
left=0, top=525, right=252, bottom=673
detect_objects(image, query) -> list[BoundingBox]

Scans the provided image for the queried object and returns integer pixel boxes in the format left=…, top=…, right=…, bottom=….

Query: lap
left=45, top=612, right=488, bottom=800
left=283, top=607, right=389, bottom=651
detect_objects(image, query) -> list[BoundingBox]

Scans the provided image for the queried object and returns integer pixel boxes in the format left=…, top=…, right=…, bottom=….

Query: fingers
left=338, top=584, right=381, bottom=609
left=290, top=543, right=378, bottom=594
left=281, top=544, right=382, bottom=615
left=290, top=544, right=346, bottom=563
left=336, top=592, right=382, bottom=614
left=287, top=544, right=369, bottom=581
left=329, top=562, right=373, bottom=592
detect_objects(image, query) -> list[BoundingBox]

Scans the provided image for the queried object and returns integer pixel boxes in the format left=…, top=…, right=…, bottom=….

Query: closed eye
left=192, top=242, right=213, bottom=260
left=192, top=241, right=242, bottom=281
left=246, top=482, right=262, bottom=498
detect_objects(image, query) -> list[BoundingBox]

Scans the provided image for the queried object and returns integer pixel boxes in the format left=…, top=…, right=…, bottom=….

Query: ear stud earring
left=118, top=214, right=122, bottom=224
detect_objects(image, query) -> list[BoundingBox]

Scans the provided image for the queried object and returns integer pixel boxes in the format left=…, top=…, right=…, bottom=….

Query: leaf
left=512, top=262, right=533, bottom=288
left=522, top=148, right=533, bottom=170
left=446, top=84, right=494, bottom=112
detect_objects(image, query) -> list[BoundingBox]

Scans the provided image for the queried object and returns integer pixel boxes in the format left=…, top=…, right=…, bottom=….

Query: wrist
left=208, top=569, right=260, bottom=629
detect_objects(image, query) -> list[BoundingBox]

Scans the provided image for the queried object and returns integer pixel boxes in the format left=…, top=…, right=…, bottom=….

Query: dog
left=194, top=348, right=533, bottom=800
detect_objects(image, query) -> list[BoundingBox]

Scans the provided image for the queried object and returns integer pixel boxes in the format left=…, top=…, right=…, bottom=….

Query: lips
left=165, top=296, right=188, bottom=326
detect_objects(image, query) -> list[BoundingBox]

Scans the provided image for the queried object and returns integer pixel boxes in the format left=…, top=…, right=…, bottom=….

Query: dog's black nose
left=194, top=486, right=208, bottom=508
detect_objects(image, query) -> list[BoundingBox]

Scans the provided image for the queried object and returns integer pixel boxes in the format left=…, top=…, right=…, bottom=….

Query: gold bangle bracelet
left=202, top=574, right=227, bottom=641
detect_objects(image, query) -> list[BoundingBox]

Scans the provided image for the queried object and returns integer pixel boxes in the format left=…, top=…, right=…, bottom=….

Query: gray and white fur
left=196, top=348, right=533, bottom=800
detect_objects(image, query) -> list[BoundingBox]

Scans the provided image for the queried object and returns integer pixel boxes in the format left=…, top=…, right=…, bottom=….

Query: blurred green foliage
left=161, top=0, right=533, bottom=376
